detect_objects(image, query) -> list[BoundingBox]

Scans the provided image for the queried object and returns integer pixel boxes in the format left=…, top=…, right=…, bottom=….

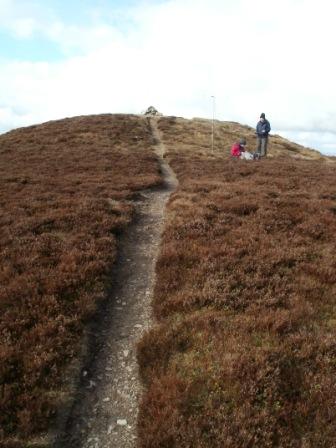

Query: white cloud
left=0, top=0, right=336, bottom=155
left=0, top=0, right=46, bottom=37
left=10, top=17, right=37, bottom=37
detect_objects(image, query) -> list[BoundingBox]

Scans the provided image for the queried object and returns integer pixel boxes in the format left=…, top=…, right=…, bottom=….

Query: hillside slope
left=137, top=116, right=336, bottom=447
left=0, top=113, right=334, bottom=447
left=0, top=114, right=161, bottom=446
left=163, top=116, right=329, bottom=161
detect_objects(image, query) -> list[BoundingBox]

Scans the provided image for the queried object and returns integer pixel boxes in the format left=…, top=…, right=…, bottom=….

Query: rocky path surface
left=54, top=118, right=177, bottom=448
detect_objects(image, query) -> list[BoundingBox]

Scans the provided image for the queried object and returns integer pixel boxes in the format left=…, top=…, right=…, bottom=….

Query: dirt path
left=54, top=117, right=177, bottom=448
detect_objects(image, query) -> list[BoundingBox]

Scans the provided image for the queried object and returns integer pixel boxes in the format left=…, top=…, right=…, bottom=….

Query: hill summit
left=1, top=113, right=330, bottom=161
left=0, top=113, right=335, bottom=447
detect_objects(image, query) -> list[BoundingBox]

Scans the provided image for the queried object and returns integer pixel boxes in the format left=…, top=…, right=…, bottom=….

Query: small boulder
left=117, top=419, right=127, bottom=426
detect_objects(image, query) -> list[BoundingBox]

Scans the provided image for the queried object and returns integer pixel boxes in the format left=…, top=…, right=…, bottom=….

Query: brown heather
left=0, top=114, right=161, bottom=446
left=137, top=117, right=336, bottom=447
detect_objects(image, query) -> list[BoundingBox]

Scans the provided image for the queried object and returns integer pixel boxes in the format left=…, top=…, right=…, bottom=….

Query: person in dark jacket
left=256, top=112, right=271, bottom=157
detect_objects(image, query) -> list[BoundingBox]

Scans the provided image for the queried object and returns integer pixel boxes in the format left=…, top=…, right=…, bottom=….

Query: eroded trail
left=54, top=118, right=177, bottom=448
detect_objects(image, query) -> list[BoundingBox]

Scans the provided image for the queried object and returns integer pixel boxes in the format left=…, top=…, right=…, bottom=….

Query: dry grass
left=156, top=116, right=328, bottom=161
left=2, top=112, right=334, bottom=447
left=0, top=114, right=161, bottom=446
left=137, top=117, right=336, bottom=447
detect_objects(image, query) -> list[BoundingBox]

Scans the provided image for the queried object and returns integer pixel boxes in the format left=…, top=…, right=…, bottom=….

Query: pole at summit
left=211, top=95, right=215, bottom=151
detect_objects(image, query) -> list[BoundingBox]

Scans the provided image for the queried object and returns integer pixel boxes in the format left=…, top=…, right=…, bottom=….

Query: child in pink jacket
left=231, top=138, right=258, bottom=160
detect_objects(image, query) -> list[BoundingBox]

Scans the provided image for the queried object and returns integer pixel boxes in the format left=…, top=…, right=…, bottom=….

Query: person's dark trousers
left=256, top=136, right=268, bottom=157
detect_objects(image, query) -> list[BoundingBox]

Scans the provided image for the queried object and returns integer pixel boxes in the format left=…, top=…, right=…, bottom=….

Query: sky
left=1, top=0, right=336, bottom=155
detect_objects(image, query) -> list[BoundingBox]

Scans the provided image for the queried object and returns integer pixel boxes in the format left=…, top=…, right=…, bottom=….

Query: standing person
left=256, top=112, right=271, bottom=157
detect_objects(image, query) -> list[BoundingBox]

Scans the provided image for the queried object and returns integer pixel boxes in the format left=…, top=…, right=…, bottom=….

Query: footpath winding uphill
left=3, top=113, right=334, bottom=447
left=55, top=118, right=177, bottom=448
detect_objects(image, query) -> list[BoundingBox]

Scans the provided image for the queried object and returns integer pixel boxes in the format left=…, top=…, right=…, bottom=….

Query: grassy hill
left=160, top=116, right=328, bottom=161
left=0, top=113, right=335, bottom=447
left=0, top=114, right=161, bottom=446
left=138, top=116, right=336, bottom=447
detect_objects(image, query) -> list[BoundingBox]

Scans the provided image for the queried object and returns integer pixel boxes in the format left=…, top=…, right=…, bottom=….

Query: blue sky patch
left=0, top=31, right=63, bottom=62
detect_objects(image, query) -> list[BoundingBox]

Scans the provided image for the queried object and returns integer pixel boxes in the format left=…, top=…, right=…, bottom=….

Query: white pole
left=211, top=95, right=215, bottom=151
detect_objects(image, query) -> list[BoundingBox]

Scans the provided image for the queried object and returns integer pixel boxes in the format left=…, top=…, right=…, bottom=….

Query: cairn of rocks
left=143, top=106, right=162, bottom=116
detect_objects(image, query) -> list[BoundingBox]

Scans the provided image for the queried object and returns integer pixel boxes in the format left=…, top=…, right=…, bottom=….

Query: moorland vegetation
left=1, top=113, right=335, bottom=447
left=137, top=117, right=336, bottom=447
left=0, top=114, right=161, bottom=446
